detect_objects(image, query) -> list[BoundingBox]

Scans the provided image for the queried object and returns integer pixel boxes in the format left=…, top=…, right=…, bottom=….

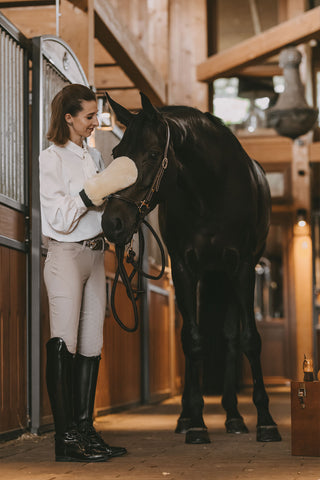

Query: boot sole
left=56, top=456, right=109, bottom=462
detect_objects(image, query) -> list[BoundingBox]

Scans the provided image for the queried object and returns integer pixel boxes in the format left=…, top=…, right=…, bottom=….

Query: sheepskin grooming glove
left=80, top=156, right=138, bottom=207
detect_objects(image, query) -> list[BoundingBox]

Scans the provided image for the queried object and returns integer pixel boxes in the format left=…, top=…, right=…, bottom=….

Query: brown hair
left=47, top=84, right=96, bottom=146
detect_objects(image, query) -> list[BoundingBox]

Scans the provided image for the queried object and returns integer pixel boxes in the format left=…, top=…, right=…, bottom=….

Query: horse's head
left=102, top=92, right=176, bottom=245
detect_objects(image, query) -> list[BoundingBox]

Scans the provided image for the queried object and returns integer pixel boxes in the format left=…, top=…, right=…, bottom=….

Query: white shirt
left=39, top=140, right=105, bottom=242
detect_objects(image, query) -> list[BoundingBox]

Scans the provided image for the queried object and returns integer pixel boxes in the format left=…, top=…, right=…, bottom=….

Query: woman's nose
left=93, top=114, right=99, bottom=127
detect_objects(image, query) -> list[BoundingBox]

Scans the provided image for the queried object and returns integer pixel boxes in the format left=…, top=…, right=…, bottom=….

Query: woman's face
left=65, top=99, right=99, bottom=145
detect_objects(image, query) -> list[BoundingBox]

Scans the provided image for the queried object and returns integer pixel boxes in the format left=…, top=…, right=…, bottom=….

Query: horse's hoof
left=175, top=417, right=192, bottom=434
left=256, top=425, right=282, bottom=442
left=225, top=418, right=249, bottom=434
left=185, top=428, right=211, bottom=444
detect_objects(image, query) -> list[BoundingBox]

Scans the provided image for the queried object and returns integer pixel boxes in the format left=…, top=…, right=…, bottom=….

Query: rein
left=109, top=122, right=170, bottom=332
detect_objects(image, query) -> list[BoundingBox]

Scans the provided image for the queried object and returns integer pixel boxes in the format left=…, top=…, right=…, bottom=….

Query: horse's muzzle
left=101, top=206, right=136, bottom=246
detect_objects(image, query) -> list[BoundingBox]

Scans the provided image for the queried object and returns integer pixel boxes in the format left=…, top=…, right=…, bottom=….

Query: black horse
left=101, top=92, right=281, bottom=444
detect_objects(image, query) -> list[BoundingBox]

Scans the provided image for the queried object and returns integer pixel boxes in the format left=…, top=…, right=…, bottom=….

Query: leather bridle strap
left=108, top=121, right=170, bottom=332
left=111, top=219, right=166, bottom=332
left=139, top=122, right=170, bottom=213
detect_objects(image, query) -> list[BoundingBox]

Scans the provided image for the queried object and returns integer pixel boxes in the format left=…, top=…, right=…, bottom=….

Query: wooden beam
left=197, top=6, right=320, bottom=82
left=94, top=0, right=166, bottom=106
left=229, top=63, right=282, bottom=78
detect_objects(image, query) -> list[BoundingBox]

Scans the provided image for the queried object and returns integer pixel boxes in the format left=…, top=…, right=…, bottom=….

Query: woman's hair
left=47, top=84, right=96, bottom=146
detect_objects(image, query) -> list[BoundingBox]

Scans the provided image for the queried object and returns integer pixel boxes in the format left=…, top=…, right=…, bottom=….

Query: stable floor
left=1, top=387, right=320, bottom=480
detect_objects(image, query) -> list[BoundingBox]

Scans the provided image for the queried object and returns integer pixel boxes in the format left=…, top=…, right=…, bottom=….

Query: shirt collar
left=65, top=140, right=88, bottom=157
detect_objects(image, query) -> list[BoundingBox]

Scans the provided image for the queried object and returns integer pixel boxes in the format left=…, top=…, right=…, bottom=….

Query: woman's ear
left=65, top=113, right=73, bottom=126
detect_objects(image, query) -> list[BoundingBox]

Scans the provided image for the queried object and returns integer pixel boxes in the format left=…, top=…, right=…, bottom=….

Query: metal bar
left=29, top=36, right=42, bottom=434
left=23, top=32, right=31, bottom=433
left=0, top=193, right=26, bottom=212
left=0, top=11, right=30, bottom=50
left=0, top=235, right=26, bottom=252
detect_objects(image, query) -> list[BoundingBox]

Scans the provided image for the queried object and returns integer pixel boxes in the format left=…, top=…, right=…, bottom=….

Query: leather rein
left=108, top=123, right=170, bottom=332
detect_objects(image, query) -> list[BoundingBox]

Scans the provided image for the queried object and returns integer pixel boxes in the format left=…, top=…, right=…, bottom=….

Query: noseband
left=108, top=122, right=170, bottom=332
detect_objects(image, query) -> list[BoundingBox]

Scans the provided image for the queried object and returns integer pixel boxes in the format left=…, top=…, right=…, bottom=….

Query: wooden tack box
left=291, top=381, right=320, bottom=456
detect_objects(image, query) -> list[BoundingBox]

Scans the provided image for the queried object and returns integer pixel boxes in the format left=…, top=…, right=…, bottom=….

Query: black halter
left=108, top=122, right=170, bottom=332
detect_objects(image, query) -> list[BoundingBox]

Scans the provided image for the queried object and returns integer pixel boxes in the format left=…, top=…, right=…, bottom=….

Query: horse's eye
left=150, top=151, right=160, bottom=160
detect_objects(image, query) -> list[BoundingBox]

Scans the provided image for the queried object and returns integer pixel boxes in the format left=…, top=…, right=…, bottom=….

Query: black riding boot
left=74, top=353, right=127, bottom=457
left=46, top=338, right=107, bottom=462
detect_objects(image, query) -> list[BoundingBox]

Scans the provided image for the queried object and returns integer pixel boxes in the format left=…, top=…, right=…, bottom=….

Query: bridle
left=108, top=122, right=170, bottom=332
left=108, top=122, right=170, bottom=219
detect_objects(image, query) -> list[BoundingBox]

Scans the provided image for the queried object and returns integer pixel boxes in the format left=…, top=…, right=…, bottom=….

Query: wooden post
left=60, top=0, right=91, bottom=79
left=292, top=141, right=313, bottom=379
left=168, top=0, right=208, bottom=110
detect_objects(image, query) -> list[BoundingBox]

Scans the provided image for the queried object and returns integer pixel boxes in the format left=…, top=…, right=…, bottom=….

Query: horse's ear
left=140, top=92, right=160, bottom=118
left=105, top=92, right=134, bottom=127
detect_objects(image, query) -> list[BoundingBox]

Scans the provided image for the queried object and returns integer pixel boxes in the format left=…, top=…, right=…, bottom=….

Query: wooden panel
left=149, top=290, right=171, bottom=399
left=310, top=142, right=320, bottom=162
left=94, top=65, right=134, bottom=90
left=95, top=249, right=141, bottom=413
left=0, top=5, right=57, bottom=37
left=97, top=89, right=140, bottom=110
left=0, top=204, right=25, bottom=242
left=291, top=381, right=320, bottom=456
left=94, top=0, right=166, bottom=106
left=238, top=135, right=293, bottom=165
left=197, top=6, right=320, bottom=81
left=0, top=246, right=27, bottom=435
left=94, top=38, right=116, bottom=65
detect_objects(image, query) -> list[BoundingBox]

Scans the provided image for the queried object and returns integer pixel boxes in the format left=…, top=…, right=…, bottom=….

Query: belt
left=77, top=235, right=109, bottom=251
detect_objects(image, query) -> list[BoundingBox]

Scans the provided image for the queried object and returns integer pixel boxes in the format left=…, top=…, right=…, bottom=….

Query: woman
left=39, top=84, right=137, bottom=462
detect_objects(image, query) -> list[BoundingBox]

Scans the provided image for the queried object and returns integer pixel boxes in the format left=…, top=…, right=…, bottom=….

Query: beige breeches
left=44, top=240, right=106, bottom=356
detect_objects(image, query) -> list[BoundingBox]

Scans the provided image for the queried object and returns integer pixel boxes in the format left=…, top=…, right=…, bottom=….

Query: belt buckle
left=89, top=237, right=103, bottom=251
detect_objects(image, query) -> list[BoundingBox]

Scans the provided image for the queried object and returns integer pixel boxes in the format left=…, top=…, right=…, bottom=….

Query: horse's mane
left=159, top=105, right=233, bottom=145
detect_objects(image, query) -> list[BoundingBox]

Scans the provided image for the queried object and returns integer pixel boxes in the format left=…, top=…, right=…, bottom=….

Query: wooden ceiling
left=0, top=0, right=166, bottom=109
left=2, top=0, right=320, bottom=109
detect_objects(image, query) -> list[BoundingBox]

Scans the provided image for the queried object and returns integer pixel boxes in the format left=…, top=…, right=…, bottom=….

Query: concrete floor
left=1, top=387, right=320, bottom=479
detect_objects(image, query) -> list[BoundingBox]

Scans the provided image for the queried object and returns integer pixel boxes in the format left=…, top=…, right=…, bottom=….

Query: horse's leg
left=236, top=262, right=281, bottom=442
left=171, top=257, right=210, bottom=444
left=222, top=299, right=249, bottom=434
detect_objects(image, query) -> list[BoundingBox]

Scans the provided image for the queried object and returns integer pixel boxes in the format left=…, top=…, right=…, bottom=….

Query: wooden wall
left=0, top=206, right=27, bottom=436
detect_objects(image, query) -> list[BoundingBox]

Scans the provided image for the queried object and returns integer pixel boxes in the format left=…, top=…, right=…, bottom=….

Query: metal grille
left=0, top=26, right=25, bottom=204
left=41, top=59, right=69, bottom=150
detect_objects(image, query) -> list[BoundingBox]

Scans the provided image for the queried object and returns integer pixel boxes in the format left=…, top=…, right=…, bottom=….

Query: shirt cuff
left=79, top=189, right=94, bottom=207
